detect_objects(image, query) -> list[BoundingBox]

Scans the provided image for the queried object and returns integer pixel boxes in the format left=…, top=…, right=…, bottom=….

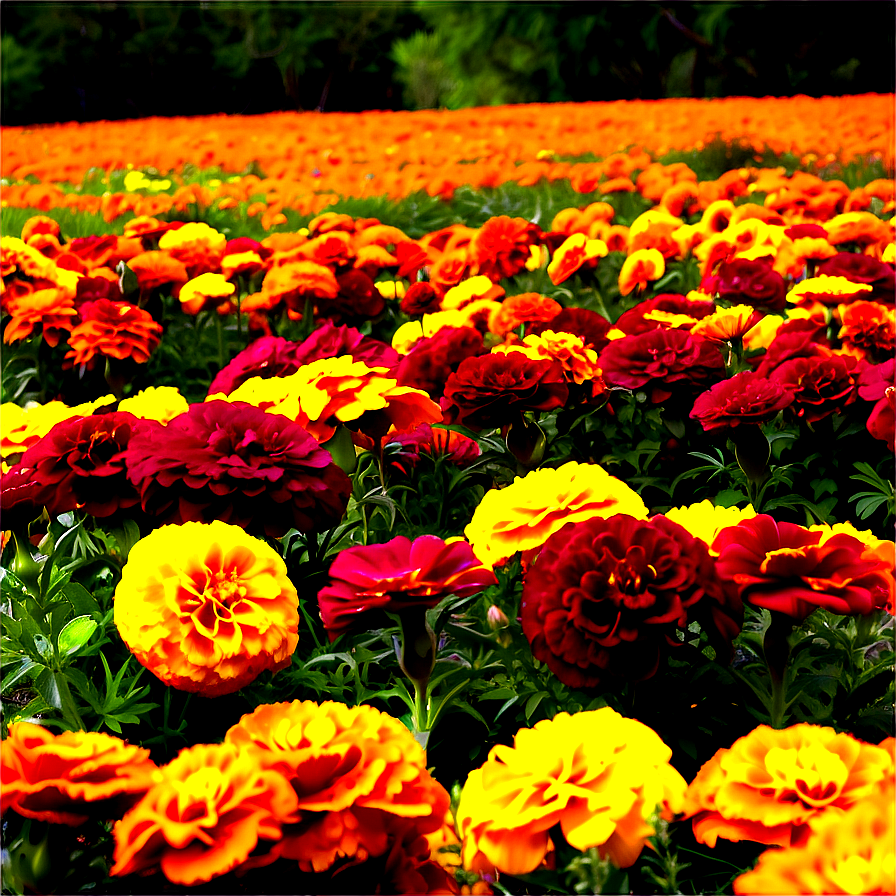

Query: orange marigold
left=224, top=700, right=451, bottom=874
left=111, top=742, right=298, bottom=886
left=682, top=723, right=893, bottom=849
left=618, top=248, right=665, bottom=296
left=260, top=260, right=340, bottom=312
left=468, top=216, right=539, bottom=282
left=494, top=330, right=604, bottom=389
left=547, top=233, right=608, bottom=285
left=63, top=299, right=163, bottom=368
left=157, top=221, right=227, bottom=276
left=126, top=250, right=189, bottom=294
left=837, top=299, right=896, bottom=363
left=113, top=521, right=299, bottom=696
left=487, top=293, right=562, bottom=337
left=1, top=722, right=158, bottom=826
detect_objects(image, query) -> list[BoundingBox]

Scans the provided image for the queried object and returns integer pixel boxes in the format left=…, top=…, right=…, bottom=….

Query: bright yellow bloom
left=788, top=276, right=873, bottom=307
left=743, top=313, right=786, bottom=352
left=642, top=309, right=699, bottom=330
left=117, top=387, right=190, bottom=424
left=457, top=708, right=687, bottom=876
left=441, top=275, right=504, bottom=311
left=664, top=500, right=757, bottom=552
left=493, top=330, right=603, bottom=386
left=177, top=272, right=235, bottom=314
left=464, top=461, right=647, bottom=568
left=690, top=304, right=764, bottom=341
left=1, top=395, right=115, bottom=459
left=618, top=248, right=665, bottom=296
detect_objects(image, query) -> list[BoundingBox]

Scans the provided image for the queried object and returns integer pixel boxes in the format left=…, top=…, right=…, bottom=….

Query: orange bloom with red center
left=63, top=299, right=163, bottom=368
left=682, top=723, right=893, bottom=849
left=468, top=216, right=540, bottom=282
left=788, top=275, right=873, bottom=308
left=1, top=722, right=158, bottom=826
left=618, top=248, right=666, bottom=296
left=111, top=742, right=298, bottom=886
left=113, top=521, right=300, bottom=696
left=690, top=304, right=765, bottom=342
left=2, top=285, right=78, bottom=346
left=224, top=700, right=451, bottom=873
left=628, top=209, right=684, bottom=260
left=126, top=250, right=189, bottom=294
left=260, top=260, right=339, bottom=312
left=733, top=775, right=895, bottom=895
left=824, top=212, right=892, bottom=247
left=429, top=249, right=471, bottom=291
left=547, top=233, right=608, bottom=285
left=837, top=300, right=896, bottom=363
left=487, top=293, right=562, bottom=337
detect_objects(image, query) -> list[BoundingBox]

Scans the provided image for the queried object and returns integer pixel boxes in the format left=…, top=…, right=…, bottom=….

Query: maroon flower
left=520, top=514, right=742, bottom=689
left=857, top=358, right=895, bottom=402
left=394, top=326, right=485, bottom=401
left=20, top=413, right=143, bottom=518
left=715, top=258, right=786, bottom=312
left=598, top=328, right=725, bottom=403
left=784, top=223, right=828, bottom=240
left=769, top=352, right=859, bottom=422
left=400, top=282, right=442, bottom=317
left=817, top=253, right=895, bottom=304
left=320, top=270, right=385, bottom=323
left=125, top=401, right=351, bottom=538
left=442, top=353, right=568, bottom=430
left=528, top=306, right=613, bottom=352
left=754, top=320, right=830, bottom=376
left=0, top=464, right=48, bottom=530
left=317, top=534, right=497, bottom=640
left=614, top=294, right=716, bottom=336
left=690, top=371, right=794, bottom=431
left=867, top=388, right=896, bottom=451
left=713, top=515, right=891, bottom=622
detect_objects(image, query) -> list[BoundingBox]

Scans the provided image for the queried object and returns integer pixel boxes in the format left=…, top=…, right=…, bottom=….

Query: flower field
left=1, top=94, right=894, bottom=895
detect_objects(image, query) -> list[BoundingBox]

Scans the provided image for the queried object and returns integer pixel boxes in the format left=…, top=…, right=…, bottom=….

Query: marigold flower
left=394, top=326, right=485, bottom=400
left=468, top=216, right=540, bottom=282
left=465, top=461, right=648, bottom=568
left=788, top=275, right=873, bottom=308
left=714, top=257, right=786, bottom=312
left=521, top=514, right=742, bottom=688
left=111, top=742, right=298, bottom=885
left=823, top=212, right=892, bottom=247
left=713, top=514, right=892, bottom=622
left=528, top=306, right=612, bottom=352
left=440, top=275, right=504, bottom=311
left=838, top=300, right=895, bottom=363
left=117, top=386, right=189, bottom=423
left=2, top=284, right=78, bottom=346
left=547, top=233, right=608, bottom=285
left=63, top=299, right=163, bottom=368
left=618, top=248, right=665, bottom=296
left=690, top=370, right=794, bottom=431
left=457, top=708, right=687, bottom=876
left=125, top=401, right=351, bottom=537
left=494, top=330, right=604, bottom=391
left=663, top=500, right=757, bottom=552
left=157, top=221, right=226, bottom=277
left=732, top=776, right=895, bottom=895
left=1, top=722, right=158, bottom=826
left=115, top=520, right=299, bottom=695
left=125, top=250, right=189, bottom=293
left=768, top=352, right=859, bottom=422
left=400, top=281, right=442, bottom=316
left=682, top=723, right=894, bottom=849
left=487, top=293, right=562, bottom=337
left=178, top=271, right=236, bottom=315
left=817, top=252, right=895, bottom=303
left=690, top=304, right=764, bottom=342
left=318, top=535, right=497, bottom=639
left=614, top=293, right=716, bottom=337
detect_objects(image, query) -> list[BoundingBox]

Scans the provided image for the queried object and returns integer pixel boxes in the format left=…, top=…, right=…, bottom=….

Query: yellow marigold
left=113, top=521, right=299, bottom=696
left=690, top=304, right=765, bottom=342
left=788, top=275, right=873, bottom=307
left=1, top=395, right=115, bottom=459
left=111, top=742, right=298, bottom=886
left=743, top=313, right=786, bottom=352
left=493, top=330, right=603, bottom=386
left=374, top=280, right=406, bottom=300
left=177, top=271, right=235, bottom=315
left=117, top=386, right=190, bottom=424
left=464, top=461, right=648, bottom=568
left=642, top=309, right=699, bottom=330
left=457, top=708, right=687, bottom=876
left=546, top=232, right=608, bottom=285
left=1, top=722, right=158, bottom=826
left=618, top=248, right=665, bottom=296
left=218, top=356, right=441, bottom=442
left=224, top=700, right=451, bottom=875
left=441, top=275, right=505, bottom=311
left=391, top=310, right=469, bottom=354
left=733, top=775, right=895, bottom=895
left=157, top=221, right=226, bottom=276
left=664, top=500, right=757, bottom=552
left=882, top=243, right=895, bottom=264
left=682, top=723, right=893, bottom=849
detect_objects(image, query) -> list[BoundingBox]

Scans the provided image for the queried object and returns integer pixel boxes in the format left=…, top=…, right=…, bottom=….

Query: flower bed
left=1, top=95, right=894, bottom=895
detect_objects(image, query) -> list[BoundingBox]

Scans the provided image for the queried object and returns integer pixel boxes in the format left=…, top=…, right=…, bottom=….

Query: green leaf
left=56, top=616, right=98, bottom=658
left=34, top=668, right=62, bottom=711
left=61, top=583, right=102, bottom=621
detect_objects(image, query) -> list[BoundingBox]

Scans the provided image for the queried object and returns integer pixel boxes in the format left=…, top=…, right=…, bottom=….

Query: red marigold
left=838, top=300, right=895, bottom=363
left=690, top=371, right=794, bottom=431
left=613, top=294, right=716, bottom=337
left=713, top=514, right=891, bottom=622
left=817, top=252, right=895, bottom=304
left=394, top=326, right=485, bottom=401
left=20, top=411, right=143, bottom=518
left=714, top=258, right=786, bottom=312
left=400, top=281, right=442, bottom=316
left=125, top=401, right=351, bottom=538
left=111, top=742, right=298, bottom=886
left=868, top=388, right=896, bottom=452
left=598, top=328, right=725, bottom=403
left=468, top=216, right=541, bottom=282
left=385, top=423, right=482, bottom=475
left=318, top=534, right=497, bottom=640
left=1, top=722, right=158, bottom=826
left=63, top=299, right=163, bottom=368
left=442, top=352, right=568, bottom=430
left=528, top=306, right=613, bottom=352
left=768, top=352, right=859, bottom=422
left=521, top=514, right=742, bottom=689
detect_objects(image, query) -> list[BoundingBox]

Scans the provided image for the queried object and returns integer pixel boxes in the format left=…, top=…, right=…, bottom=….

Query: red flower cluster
left=395, top=325, right=485, bottom=400
left=691, top=371, right=794, bottom=431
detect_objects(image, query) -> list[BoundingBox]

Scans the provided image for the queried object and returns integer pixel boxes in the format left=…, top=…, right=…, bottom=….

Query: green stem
left=763, top=613, right=793, bottom=728
left=54, top=671, right=85, bottom=730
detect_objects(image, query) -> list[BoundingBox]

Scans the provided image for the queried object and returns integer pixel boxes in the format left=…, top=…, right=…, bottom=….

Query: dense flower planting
left=1, top=94, right=894, bottom=895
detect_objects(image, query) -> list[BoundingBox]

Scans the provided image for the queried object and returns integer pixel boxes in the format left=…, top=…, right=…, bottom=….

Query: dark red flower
left=520, top=514, right=742, bottom=689
left=867, top=388, right=896, bottom=451
left=528, top=306, right=613, bottom=352
left=614, top=294, right=716, bottom=336
left=713, top=515, right=891, bottom=622
left=690, top=371, right=794, bottom=431
left=816, top=253, right=895, bottom=304
left=769, top=352, right=859, bottom=422
left=394, top=326, right=485, bottom=401
left=321, top=270, right=385, bottom=323
left=857, top=358, right=895, bottom=402
left=125, top=401, right=351, bottom=538
left=715, top=259, right=786, bottom=312
left=384, top=424, right=482, bottom=475
left=0, top=464, right=47, bottom=530
left=598, top=328, right=725, bottom=403
left=20, top=413, right=142, bottom=518
left=442, top=353, right=568, bottom=430
left=784, top=223, right=829, bottom=240
left=74, top=275, right=123, bottom=308
left=400, top=282, right=442, bottom=317
left=754, top=320, right=830, bottom=376
left=318, top=534, right=497, bottom=640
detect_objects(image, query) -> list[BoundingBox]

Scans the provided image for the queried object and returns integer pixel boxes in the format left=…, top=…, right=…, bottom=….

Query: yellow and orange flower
left=457, top=708, right=687, bottom=876
left=113, top=521, right=299, bottom=696
left=111, top=742, right=298, bottom=886
left=690, top=304, right=765, bottom=342
left=125, top=250, right=189, bottom=294
left=487, top=293, right=562, bottom=337
left=733, top=773, right=895, bottom=895
left=63, top=300, right=163, bottom=368
left=260, top=260, right=340, bottom=311
left=177, top=272, right=236, bottom=315
left=1, top=722, right=158, bottom=826
left=682, top=723, right=894, bottom=849
left=547, top=232, right=608, bottom=285
left=663, top=500, right=757, bottom=553
left=788, top=275, right=873, bottom=308
left=157, top=221, right=227, bottom=277
left=837, top=299, right=895, bottom=362
left=618, top=248, right=665, bottom=296
left=464, top=461, right=648, bottom=568
left=493, top=330, right=603, bottom=388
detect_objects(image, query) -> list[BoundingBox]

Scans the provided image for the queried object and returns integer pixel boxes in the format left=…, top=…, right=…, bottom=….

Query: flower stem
left=763, top=612, right=793, bottom=728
